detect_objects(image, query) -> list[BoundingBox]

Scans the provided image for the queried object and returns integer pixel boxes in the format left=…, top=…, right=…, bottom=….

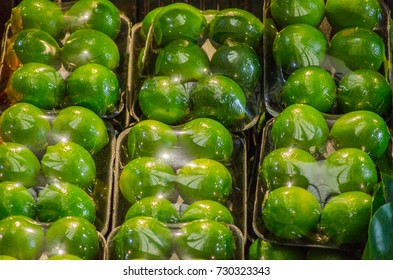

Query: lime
left=248, top=238, right=306, bottom=260
left=209, top=8, right=263, bottom=49
left=5, top=28, right=61, bottom=70
left=36, top=182, right=96, bottom=223
left=141, top=7, right=163, bottom=40
left=271, top=104, right=329, bottom=153
left=125, top=196, right=179, bottom=224
left=66, top=63, right=120, bottom=115
left=47, top=254, right=83, bottom=260
left=0, top=142, right=40, bottom=187
left=180, top=200, right=234, bottom=224
left=114, top=216, right=172, bottom=260
left=155, top=39, right=210, bottom=82
left=306, top=247, right=359, bottom=260
left=41, top=141, right=96, bottom=188
left=329, top=28, right=385, bottom=74
left=138, top=76, right=189, bottom=125
left=51, top=106, right=109, bottom=155
left=119, top=157, right=177, bottom=205
left=189, top=74, right=247, bottom=128
left=10, top=0, right=66, bottom=40
left=45, top=216, right=99, bottom=260
left=174, top=219, right=236, bottom=260
left=61, top=29, right=120, bottom=71
left=273, top=23, right=328, bottom=73
left=0, top=103, right=51, bottom=153
left=262, top=186, right=321, bottom=240
left=5, top=62, right=65, bottom=110
left=177, top=158, right=232, bottom=204
left=325, top=0, right=381, bottom=31
left=0, top=215, right=45, bottom=260
left=0, top=255, right=18, bottom=260
left=270, top=0, right=325, bottom=28
left=330, top=111, right=390, bottom=160
left=0, top=181, right=36, bottom=220
left=178, top=118, right=234, bottom=163
left=323, top=148, right=377, bottom=194
left=210, top=41, right=261, bottom=92
left=281, top=66, right=337, bottom=113
left=320, top=191, right=372, bottom=244
left=336, top=69, right=392, bottom=116
left=65, top=0, right=121, bottom=40
left=260, top=147, right=317, bottom=191
left=153, top=3, right=207, bottom=46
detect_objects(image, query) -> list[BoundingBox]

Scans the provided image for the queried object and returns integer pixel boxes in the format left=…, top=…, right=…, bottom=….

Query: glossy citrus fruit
left=248, top=238, right=306, bottom=260
left=140, top=7, right=164, bottom=40
left=47, top=254, right=83, bottom=260
left=180, top=200, right=234, bottom=224
left=0, top=181, right=36, bottom=220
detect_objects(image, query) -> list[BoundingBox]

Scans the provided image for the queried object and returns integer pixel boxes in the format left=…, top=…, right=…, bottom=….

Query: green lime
left=36, top=182, right=96, bottom=223
left=180, top=200, right=234, bottom=224
left=45, top=216, right=99, bottom=260
left=125, top=196, right=179, bottom=223
left=51, top=106, right=109, bottom=155
left=177, top=158, right=232, bottom=204
left=10, top=0, right=66, bottom=40
left=47, top=254, right=83, bottom=260
left=209, top=8, right=263, bottom=49
left=306, top=247, right=359, bottom=260
left=66, top=63, right=119, bottom=116
left=119, top=157, right=177, bottom=205
left=189, top=74, right=247, bottom=128
left=325, top=0, right=381, bottom=31
left=65, top=0, right=121, bottom=40
left=0, top=103, right=51, bottom=153
left=260, top=147, right=317, bottom=191
left=0, top=215, right=45, bottom=260
left=0, top=142, right=40, bottom=187
left=138, top=76, right=189, bottom=125
left=0, top=181, right=36, bottom=220
left=178, top=118, right=234, bottom=163
left=114, top=216, right=172, bottom=260
left=0, top=255, right=18, bottom=260
left=141, top=7, right=164, bottom=40
left=174, top=219, right=236, bottom=260
left=273, top=23, right=328, bottom=73
left=282, top=66, right=337, bottom=113
left=329, top=28, right=385, bottom=74
left=155, top=39, right=210, bottom=82
left=271, top=104, right=329, bottom=153
left=153, top=3, right=207, bottom=46
left=330, top=111, right=390, bottom=160
left=323, top=148, right=377, bottom=194
left=320, top=191, right=372, bottom=244
left=337, top=69, right=392, bottom=116
left=248, top=238, right=306, bottom=260
left=5, top=62, right=65, bottom=110
left=41, top=141, right=96, bottom=188
left=271, top=0, right=325, bottom=28
left=6, top=28, right=61, bottom=70
left=262, top=186, right=321, bottom=240
left=61, top=29, right=120, bottom=71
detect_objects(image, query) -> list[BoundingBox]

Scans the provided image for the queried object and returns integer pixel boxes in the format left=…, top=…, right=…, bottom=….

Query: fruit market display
left=1, top=0, right=393, bottom=261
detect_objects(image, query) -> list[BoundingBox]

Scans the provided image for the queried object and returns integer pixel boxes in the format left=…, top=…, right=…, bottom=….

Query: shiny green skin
left=52, top=106, right=109, bottom=155
left=114, top=216, right=172, bottom=260
left=47, top=254, right=83, bottom=260
left=6, top=63, right=65, bottom=110
left=45, top=216, right=99, bottom=260
left=0, top=181, right=36, bottom=220
left=65, top=0, right=121, bottom=40
left=190, top=74, right=247, bottom=128
left=0, top=103, right=51, bottom=153
left=0, top=142, right=40, bottom=187
left=153, top=3, right=207, bottom=46
left=62, top=29, right=120, bottom=71
left=141, top=7, right=164, bottom=40
left=155, top=39, right=210, bottom=83
left=248, top=238, right=306, bottom=260
left=0, top=216, right=45, bottom=260
left=209, top=8, right=263, bottom=49
left=37, top=183, right=96, bottom=223
left=41, top=142, right=96, bottom=188
left=330, top=111, right=390, bottom=160
left=174, top=219, right=236, bottom=260
left=125, top=196, right=179, bottom=224
left=180, top=200, right=234, bottom=224
left=177, top=159, right=232, bottom=204
left=0, top=255, right=18, bottom=260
